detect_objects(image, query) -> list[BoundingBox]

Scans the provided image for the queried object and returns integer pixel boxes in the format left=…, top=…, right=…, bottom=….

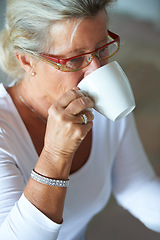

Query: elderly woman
left=0, top=0, right=159, bottom=239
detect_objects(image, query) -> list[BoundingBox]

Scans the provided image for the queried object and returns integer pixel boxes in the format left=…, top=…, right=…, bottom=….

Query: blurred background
left=87, top=0, right=160, bottom=239
left=0, top=0, right=160, bottom=239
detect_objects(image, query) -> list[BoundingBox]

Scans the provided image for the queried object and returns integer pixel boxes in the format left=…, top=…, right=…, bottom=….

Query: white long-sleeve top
left=0, top=83, right=160, bottom=240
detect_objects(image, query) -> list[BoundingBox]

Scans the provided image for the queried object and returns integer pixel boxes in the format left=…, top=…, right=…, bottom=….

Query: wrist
left=31, top=169, right=70, bottom=187
left=35, top=148, right=73, bottom=180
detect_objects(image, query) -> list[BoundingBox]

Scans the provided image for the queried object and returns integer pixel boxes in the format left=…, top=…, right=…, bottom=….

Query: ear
left=15, top=52, right=35, bottom=74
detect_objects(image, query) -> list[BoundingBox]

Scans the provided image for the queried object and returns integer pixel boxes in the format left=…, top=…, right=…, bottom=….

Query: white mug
left=78, top=61, right=136, bottom=121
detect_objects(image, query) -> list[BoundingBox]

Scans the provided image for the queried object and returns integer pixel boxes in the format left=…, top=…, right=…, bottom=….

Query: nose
left=84, top=55, right=101, bottom=77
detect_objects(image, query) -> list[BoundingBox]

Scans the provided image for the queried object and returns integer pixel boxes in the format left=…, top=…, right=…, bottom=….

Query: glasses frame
left=21, top=30, right=120, bottom=72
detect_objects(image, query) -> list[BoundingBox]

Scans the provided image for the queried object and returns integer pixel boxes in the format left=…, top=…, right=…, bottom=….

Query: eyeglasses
left=20, top=30, right=120, bottom=72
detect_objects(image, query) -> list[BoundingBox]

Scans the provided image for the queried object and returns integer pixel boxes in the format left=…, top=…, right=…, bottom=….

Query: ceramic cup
left=78, top=61, right=136, bottom=121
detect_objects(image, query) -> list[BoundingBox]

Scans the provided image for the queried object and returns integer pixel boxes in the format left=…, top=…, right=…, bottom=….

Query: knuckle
left=48, top=104, right=66, bottom=122
left=65, top=120, right=74, bottom=130
left=57, top=112, right=64, bottom=122
left=48, top=106, right=55, bottom=117
left=48, top=103, right=59, bottom=115
left=74, top=127, right=83, bottom=138
left=69, top=89, right=77, bottom=98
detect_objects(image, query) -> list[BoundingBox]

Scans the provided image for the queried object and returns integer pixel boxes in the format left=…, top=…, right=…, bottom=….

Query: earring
left=31, top=72, right=36, bottom=76
left=30, top=68, right=36, bottom=76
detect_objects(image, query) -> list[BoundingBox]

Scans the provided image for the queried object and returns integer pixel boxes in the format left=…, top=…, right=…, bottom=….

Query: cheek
left=100, top=59, right=108, bottom=66
left=57, top=71, right=85, bottom=91
left=38, top=62, right=84, bottom=92
left=36, top=62, right=55, bottom=79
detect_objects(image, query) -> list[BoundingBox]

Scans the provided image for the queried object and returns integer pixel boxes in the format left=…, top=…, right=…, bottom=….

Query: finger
left=73, top=110, right=94, bottom=124
left=66, top=96, right=94, bottom=115
left=57, top=89, right=86, bottom=109
left=69, top=121, right=93, bottom=142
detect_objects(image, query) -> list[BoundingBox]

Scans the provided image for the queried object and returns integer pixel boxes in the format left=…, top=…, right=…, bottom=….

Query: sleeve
left=112, top=114, right=160, bottom=233
left=0, top=138, right=61, bottom=240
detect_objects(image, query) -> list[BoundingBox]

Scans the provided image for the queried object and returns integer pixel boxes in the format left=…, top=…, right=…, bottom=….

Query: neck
left=18, top=78, right=50, bottom=121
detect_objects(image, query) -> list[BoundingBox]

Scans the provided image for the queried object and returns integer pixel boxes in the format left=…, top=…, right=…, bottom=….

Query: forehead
left=50, top=10, right=108, bottom=56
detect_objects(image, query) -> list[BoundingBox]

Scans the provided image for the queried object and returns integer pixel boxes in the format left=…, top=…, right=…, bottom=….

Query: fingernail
left=80, top=97, right=86, bottom=105
left=78, top=89, right=88, bottom=96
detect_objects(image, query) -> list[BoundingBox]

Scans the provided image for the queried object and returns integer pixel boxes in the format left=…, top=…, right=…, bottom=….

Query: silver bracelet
left=31, top=169, right=69, bottom=187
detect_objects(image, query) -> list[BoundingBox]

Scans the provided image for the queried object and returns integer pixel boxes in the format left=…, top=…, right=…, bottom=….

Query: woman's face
left=33, top=10, right=108, bottom=103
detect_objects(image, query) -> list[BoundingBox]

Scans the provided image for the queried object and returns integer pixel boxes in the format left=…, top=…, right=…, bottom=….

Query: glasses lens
left=98, top=41, right=119, bottom=60
left=65, top=54, right=92, bottom=71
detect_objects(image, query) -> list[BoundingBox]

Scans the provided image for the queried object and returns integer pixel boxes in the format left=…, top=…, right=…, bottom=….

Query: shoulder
left=0, top=83, right=14, bottom=117
left=0, top=83, right=21, bottom=123
left=0, top=83, right=25, bottom=148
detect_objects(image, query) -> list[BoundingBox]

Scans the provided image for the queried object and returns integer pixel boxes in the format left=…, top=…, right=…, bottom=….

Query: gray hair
left=0, top=0, right=115, bottom=79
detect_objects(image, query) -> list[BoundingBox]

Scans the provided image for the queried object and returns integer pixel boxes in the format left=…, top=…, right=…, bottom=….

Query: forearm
left=0, top=194, right=61, bottom=240
left=24, top=148, right=72, bottom=224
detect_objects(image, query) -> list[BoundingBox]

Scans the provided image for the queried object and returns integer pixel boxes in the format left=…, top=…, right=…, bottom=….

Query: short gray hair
left=0, top=0, right=114, bottom=79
